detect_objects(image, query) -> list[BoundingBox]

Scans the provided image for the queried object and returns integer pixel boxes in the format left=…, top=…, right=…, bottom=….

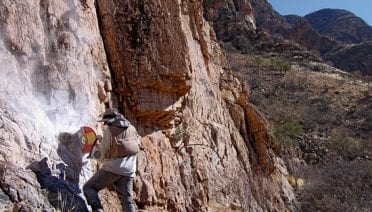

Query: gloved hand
left=93, top=151, right=101, bottom=159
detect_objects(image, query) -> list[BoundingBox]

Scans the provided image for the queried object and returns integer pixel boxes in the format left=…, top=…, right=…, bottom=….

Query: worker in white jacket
left=83, top=108, right=140, bottom=212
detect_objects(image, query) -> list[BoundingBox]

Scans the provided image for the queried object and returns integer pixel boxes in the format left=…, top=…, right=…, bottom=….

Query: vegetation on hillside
left=226, top=46, right=372, bottom=211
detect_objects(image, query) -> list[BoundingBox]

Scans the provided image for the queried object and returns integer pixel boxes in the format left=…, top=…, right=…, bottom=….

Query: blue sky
left=267, top=0, right=372, bottom=26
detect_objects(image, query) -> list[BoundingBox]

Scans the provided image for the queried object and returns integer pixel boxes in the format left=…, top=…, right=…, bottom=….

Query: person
left=27, top=157, right=89, bottom=212
left=83, top=108, right=140, bottom=212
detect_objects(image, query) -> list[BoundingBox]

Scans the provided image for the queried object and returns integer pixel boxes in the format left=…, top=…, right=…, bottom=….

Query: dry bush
left=282, top=70, right=309, bottom=91
left=325, top=130, right=371, bottom=161
left=326, top=131, right=360, bottom=159
left=365, top=109, right=372, bottom=130
left=297, top=161, right=372, bottom=212
left=301, top=96, right=340, bottom=136
left=269, top=57, right=292, bottom=72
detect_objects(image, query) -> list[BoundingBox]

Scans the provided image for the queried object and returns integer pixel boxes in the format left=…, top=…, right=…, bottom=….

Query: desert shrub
left=249, top=92, right=267, bottom=107
left=253, top=55, right=264, bottom=71
left=366, top=110, right=372, bottom=130
left=175, top=126, right=190, bottom=141
left=298, top=161, right=372, bottom=212
left=265, top=94, right=307, bottom=124
left=222, top=42, right=238, bottom=54
left=311, top=64, right=324, bottom=72
left=274, top=121, right=304, bottom=148
left=232, top=36, right=254, bottom=53
left=325, top=130, right=363, bottom=160
left=281, top=63, right=292, bottom=72
left=302, top=96, right=339, bottom=133
left=247, top=77, right=261, bottom=90
left=229, top=58, right=246, bottom=73
left=270, top=57, right=291, bottom=72
left=282, top=70, right=309, bottom=91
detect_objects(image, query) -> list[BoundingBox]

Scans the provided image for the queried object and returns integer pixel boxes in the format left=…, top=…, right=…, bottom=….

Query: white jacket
left=92, top=125, right=139, bottom=177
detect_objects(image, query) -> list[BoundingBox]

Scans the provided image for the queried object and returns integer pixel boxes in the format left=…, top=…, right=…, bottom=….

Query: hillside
left=204, top=0, right=372, bottom=211
left=324, top=41, right=372, bottom=76
left=226, top=49, right=372, bottom=211
left=284, top=15, right=337, bottom=55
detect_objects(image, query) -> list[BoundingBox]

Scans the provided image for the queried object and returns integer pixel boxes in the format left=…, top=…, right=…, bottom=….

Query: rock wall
left=0, top=0, right=296, bottom=211
left=97, top=0, right=295, bottom=211
left=0, top=0, right=109, bottom=210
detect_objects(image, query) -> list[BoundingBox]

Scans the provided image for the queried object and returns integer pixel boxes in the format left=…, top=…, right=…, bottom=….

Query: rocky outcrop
left=284, top=15, right=338, bottom=55
left=305, top=9, right=372, bottom=44
left=243, top=1, right=337, bottom=57
left=0, top=161, right=52, bottom=211
left=203, top=0, right=256, bottom=43
left=0, top=0, right=296, bottom=211
left=249, top=0, right=290, bottom=36
left=203, top=0, right=317, bottom=63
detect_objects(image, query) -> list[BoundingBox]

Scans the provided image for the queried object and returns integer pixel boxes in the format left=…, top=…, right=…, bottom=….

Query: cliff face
left=97, top=0, right=295, bottom=210
left=203, top=0, right=256, bottom=42
left=0, top=0, right=109, bottom=210
left=0, top=0, right=295, bottom=211
left=249, top=0, right=290, bottom=35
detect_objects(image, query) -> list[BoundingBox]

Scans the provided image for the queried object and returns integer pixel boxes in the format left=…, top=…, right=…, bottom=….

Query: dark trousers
left=83, top=169, right=135, bottom=212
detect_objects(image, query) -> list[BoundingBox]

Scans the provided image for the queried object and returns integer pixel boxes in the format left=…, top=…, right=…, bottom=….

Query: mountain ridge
left=305, top=8, right=372, bottom=44
left=232, top=2, right=372, bottom=75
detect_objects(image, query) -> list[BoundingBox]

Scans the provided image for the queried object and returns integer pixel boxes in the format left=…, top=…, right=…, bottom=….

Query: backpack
left=105, top=125, right=140, bottom=158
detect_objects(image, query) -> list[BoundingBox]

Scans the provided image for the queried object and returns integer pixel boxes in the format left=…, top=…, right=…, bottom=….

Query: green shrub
left=281, top=63, right=292, bottom=72
left=175, top=126, right=189, bottom=141
left=274, top=121, right=304, bottom=147
left=270, top=57, right=291, bottom=72
left=253, top=55, right=264, bottom=71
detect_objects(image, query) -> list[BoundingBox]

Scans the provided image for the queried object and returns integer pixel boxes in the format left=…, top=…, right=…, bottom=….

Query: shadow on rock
left=27, top=157, right=88, bottom=212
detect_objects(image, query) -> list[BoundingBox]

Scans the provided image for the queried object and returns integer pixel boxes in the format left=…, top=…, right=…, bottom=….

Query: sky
left=267, top=0, right=372, bottom=26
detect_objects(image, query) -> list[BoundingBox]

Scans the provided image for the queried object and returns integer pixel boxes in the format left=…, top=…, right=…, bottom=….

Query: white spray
left=0, top=0, right=105, bottom=156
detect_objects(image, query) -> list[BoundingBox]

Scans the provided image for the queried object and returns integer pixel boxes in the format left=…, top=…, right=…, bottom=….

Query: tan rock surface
left=97, top=0, right=296, bottom=211
left=0, top=0, right=296, bottom=211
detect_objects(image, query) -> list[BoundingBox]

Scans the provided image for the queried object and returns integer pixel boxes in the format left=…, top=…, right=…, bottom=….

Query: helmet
left=98, top=108, right=120, bottom=122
